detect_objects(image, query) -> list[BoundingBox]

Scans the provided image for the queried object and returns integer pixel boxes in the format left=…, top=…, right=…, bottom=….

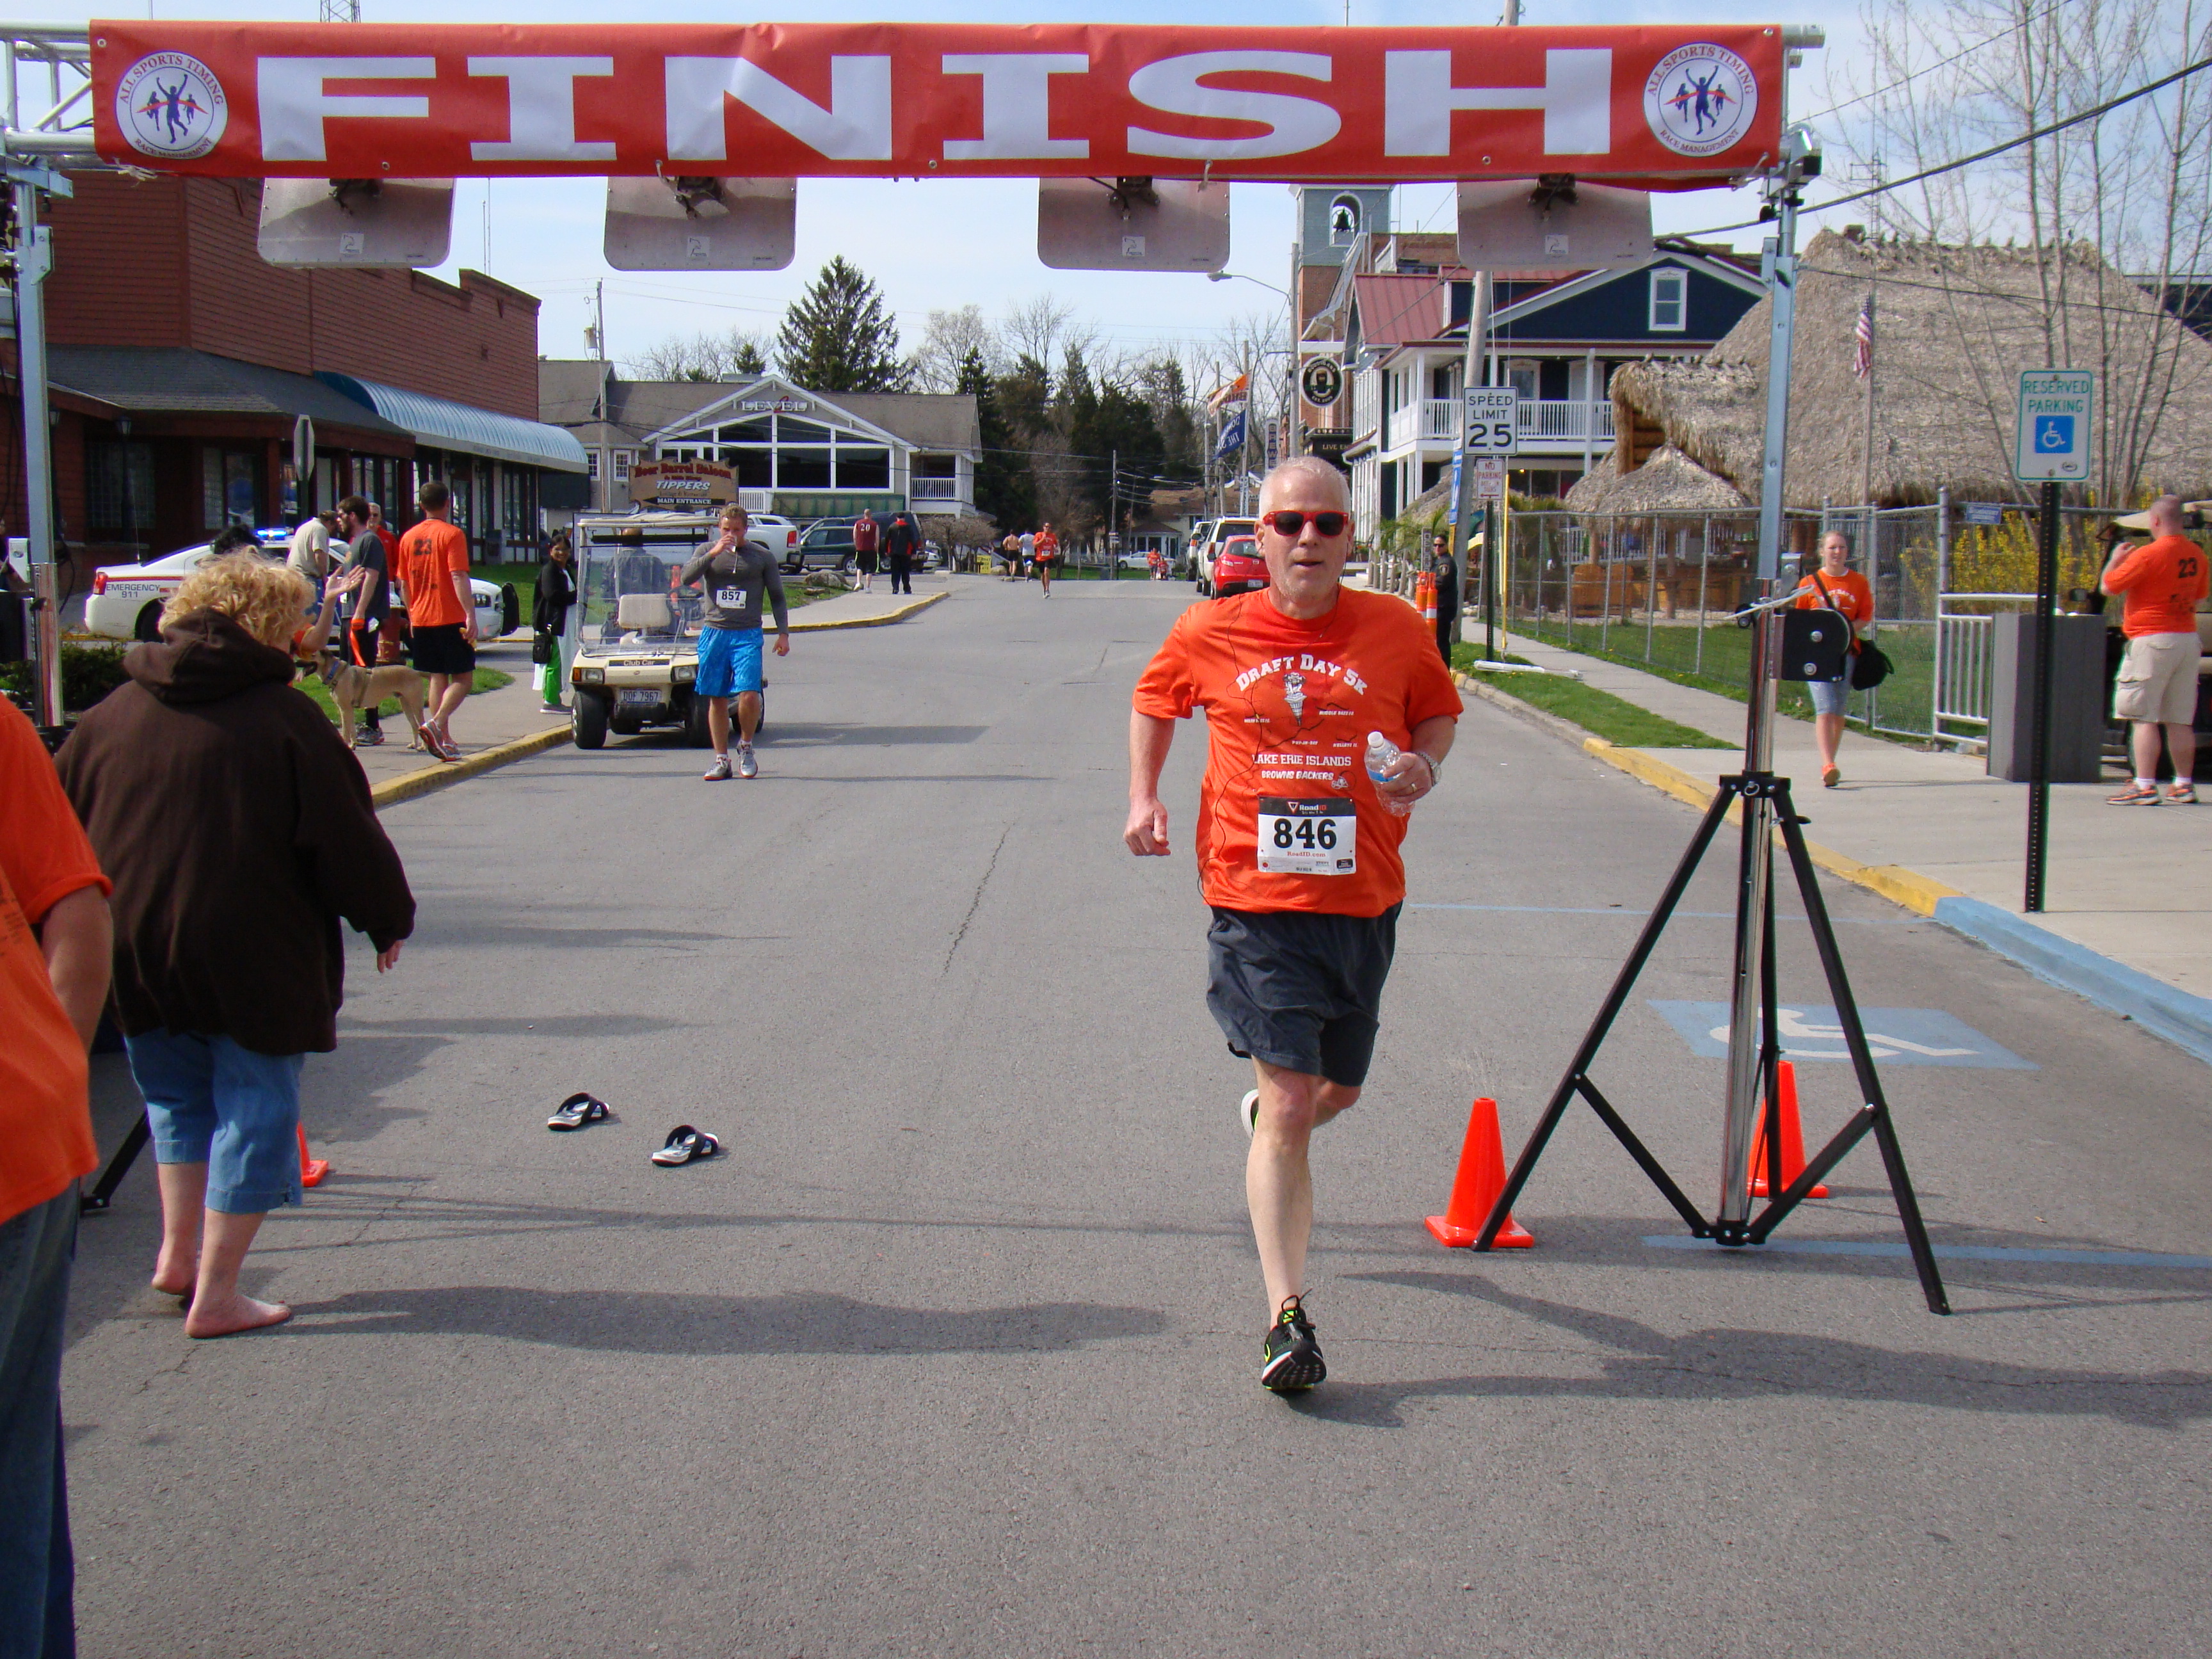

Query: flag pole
left=1858, top=288, right=1876, bottom=508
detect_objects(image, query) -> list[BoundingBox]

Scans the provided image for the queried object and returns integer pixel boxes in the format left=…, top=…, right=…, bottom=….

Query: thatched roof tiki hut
left=1570, top=228, right=2212, bottom=513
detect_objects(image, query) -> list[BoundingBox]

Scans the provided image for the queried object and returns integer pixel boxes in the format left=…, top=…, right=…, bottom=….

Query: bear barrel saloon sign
left=90, top=22, right=1783, bottom=186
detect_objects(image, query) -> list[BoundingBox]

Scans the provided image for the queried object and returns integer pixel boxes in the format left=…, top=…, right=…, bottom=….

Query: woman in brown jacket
left=57, top=554, right=415, bottom=1338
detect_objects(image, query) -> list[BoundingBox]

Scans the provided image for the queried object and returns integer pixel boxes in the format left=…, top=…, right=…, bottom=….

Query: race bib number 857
left=1256, top=797, right=1356, bottom=876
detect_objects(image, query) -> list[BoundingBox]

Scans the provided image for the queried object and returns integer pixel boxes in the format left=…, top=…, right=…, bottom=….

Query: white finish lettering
left=940, top=53, right=1089, bottom=161
left=1126, top=51, right=1339, bottom=162
left=665, top=56, right=892, bottom=163
left=1383, top=49, right=1611, bottom=156
left=257, top=57, right=435, bottom=163
left=467, top=56, right=616, bottom=162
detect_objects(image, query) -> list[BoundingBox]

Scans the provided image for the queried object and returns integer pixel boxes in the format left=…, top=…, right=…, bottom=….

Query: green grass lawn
left=1513, top=614, right=1939, bottom=744
left=294, top=665, right=512, bottom=725
left=1450, top=642, right=1719, bottom=749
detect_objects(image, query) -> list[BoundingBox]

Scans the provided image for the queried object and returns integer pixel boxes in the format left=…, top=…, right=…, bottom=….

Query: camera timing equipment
left=1467, top=132, right=1950, bottom=1315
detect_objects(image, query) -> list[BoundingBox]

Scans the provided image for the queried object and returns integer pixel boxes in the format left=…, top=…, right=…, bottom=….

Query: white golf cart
left=565, top=509, right=767, bottom=749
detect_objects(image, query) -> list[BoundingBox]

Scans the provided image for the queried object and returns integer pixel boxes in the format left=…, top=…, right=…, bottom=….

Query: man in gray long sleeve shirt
left=678, top=504, right=790, bottom=780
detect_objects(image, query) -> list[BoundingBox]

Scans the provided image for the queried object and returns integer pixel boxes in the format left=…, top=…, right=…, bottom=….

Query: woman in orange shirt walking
left=1794, top=531, right=1875, bottom=788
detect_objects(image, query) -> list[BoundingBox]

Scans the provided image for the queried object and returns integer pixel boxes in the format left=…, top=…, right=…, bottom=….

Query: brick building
left=4, top=172, right=585, bottom=568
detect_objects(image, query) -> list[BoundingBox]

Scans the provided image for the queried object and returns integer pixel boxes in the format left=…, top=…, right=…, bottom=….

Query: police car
left=84, top=531, right=518, bottom=643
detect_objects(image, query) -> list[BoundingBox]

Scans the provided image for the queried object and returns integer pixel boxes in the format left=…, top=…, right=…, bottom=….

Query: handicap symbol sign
left=1647, top=1002, right=2037, bottom=1069
left=2034, top=415, right=2076, bottom=453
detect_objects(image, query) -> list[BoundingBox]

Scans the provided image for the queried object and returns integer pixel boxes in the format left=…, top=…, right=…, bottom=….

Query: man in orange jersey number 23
left=1126, top=456, right=1463, bottom=1394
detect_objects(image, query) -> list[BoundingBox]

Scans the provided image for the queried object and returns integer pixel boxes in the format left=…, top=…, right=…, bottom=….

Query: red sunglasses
left=1260, top=509, right=1349, bottom=538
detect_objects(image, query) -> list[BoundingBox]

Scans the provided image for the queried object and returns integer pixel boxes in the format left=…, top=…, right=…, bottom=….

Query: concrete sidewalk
left=1486, top=627, right=2212, bottom=1061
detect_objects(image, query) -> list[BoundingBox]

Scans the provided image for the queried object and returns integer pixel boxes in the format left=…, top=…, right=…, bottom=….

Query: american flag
left=1852, top=298, right=1875, bottom=380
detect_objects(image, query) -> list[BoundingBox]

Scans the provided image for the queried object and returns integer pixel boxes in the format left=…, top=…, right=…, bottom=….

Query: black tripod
left=1470, top=769, right=1951, bottom=1316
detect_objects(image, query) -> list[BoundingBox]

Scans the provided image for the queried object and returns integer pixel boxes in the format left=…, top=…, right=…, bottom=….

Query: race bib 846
left=1256, top=797, right=1356, bottom=876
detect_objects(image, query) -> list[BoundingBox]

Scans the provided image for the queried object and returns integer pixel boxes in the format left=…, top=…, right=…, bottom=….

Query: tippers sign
left=90, top=23, right=1784, bottom=184
left=629, top=459, right=735, bottom=506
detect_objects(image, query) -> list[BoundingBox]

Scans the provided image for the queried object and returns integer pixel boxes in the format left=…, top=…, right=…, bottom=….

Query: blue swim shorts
left=694, top=625, right=764, bottom=698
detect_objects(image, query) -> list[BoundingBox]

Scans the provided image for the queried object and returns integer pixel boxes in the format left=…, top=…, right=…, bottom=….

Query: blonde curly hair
left=163, top=552, right=314, bottom=649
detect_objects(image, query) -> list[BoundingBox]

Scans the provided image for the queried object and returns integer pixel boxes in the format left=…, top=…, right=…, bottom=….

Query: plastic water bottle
left=1366, top=731, right=1412, bottom=816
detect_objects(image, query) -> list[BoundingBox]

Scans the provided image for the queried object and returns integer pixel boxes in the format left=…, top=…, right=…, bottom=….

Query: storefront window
left=776, top=447, right=831, bottom=488
left=88, top=442, right=154, bottom=534
left=835, top=447, right=890, bottom=488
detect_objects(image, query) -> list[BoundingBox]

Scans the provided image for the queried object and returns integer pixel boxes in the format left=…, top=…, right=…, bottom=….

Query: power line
left=1795, top=0, right=2083, bottom=128
left=1671, top=52, right=2212, bottom=242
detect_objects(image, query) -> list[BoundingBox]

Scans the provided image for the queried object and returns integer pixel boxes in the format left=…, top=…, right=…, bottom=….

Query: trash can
left=1987, top=611, right=2106, bottom=782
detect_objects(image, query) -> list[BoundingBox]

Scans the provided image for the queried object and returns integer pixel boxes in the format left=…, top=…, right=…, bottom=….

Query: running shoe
left=1821, top=764, right=1840, bottom=789
left=2106, top=783, right=2162, bottom=805
left=1260, top=1296, right=1325, bottom=1393
left=703, top=753, right=732, bottom=781
left=540, top=703, right=566, bottom=716
left=353, top=726, right=385, bottom=748
left=425, top=729, right=461, bottom=763
left=1240, top=1088, right=1260, bottom=1138
left=2166, top=781, right=2198, bottom=805
left=737, top=744, right=758, bottom=780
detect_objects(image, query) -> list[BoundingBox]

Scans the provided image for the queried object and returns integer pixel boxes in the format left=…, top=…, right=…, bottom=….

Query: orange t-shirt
left=1133, top=586, right=1464, bottom=917
left=0, top=697, right=110, bottom=1224
left=1033, top=533, right=1059, bottom=563
left=399, top=518, right=471, bottom=629
left=1793, top=568, right=1873, bottom=631
left=2104, top=534, right=2209, bottom=638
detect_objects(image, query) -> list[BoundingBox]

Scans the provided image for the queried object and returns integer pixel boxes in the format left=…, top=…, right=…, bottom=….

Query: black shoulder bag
left=1811, top=570, right=1891, bottom=690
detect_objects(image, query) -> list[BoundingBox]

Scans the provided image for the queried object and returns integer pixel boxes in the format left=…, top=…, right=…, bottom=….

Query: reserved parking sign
left=2014, top=370, right=2094, bottom=482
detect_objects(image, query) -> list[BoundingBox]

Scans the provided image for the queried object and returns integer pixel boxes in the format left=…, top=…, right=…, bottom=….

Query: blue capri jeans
left=124, top=1030, right=305, bottom=1214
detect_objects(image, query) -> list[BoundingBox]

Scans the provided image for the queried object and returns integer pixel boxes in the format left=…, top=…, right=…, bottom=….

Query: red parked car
left=1210, top=536, right=1269, bottom=597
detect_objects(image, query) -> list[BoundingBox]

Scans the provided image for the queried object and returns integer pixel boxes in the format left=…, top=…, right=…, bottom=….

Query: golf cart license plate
left=617, top=689, right=660, bottom=708
left=1256, top=797, right=1355, bottom=876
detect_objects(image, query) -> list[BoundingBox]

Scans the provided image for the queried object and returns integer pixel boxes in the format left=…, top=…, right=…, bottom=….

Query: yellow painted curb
left=370, top=725, right=568, bottom=810
left=788, top=590, right=946, bottom=632
left=1578, top=738, right=1963, bottom=918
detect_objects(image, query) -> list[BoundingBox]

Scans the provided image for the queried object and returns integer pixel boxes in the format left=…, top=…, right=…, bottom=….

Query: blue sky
left=56, top=0, right=1869, bottom=370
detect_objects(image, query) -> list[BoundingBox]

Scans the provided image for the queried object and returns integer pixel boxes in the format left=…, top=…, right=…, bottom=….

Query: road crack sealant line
left=943, top=823, right=1012, bottom=975
left=1452, top=671, right=2212, bottom=1068
left=365, top=595, right=947, bottom=811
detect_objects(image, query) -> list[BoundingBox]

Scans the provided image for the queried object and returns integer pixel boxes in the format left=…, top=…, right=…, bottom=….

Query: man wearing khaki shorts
left=2102, top=495, right=2208, bottom=805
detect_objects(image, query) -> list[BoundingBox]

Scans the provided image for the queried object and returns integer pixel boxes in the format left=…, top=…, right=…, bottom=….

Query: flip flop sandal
left=650, top=1125, right=719, bottom=1167
left=547, top=1092, right=609, bottom=1131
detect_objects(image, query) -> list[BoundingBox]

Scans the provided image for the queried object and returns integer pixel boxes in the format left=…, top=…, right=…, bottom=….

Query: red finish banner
left=91, top=22, right=1785, bottom=187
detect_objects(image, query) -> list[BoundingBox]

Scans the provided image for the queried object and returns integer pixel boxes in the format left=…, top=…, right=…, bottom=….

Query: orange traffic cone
left=1425, top=1097, right=1534, bottom=1248
left=298, top=1124, right=330, bottom=1189
left=1416, top=569, right=1438, bottom=626
left=1747, top=1059, right=1826, bottom=1199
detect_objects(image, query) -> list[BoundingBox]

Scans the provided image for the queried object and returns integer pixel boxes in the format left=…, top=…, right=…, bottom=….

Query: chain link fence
left=1425, top=501, right=2118, bottom=744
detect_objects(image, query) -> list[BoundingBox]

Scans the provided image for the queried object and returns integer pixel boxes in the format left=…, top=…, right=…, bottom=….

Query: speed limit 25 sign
left=1463, top=387, right=1521, bottom=456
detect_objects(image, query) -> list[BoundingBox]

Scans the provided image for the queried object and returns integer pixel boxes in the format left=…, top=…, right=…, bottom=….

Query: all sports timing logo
left=115, top=52, right=228, bottom=161
left=1644, top=43, right=1757, bottom=159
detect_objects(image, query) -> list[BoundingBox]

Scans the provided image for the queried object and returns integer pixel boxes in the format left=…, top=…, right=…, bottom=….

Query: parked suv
left=1196, top=517, right=1257, bottom=597
left=789, top=518, right=860, bottom=575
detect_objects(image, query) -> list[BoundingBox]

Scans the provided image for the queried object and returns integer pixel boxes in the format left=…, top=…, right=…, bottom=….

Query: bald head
left=1258, top=456, right=1350, bottom=517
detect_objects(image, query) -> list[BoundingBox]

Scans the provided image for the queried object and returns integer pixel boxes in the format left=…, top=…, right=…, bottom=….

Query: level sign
left=2014, top=370, right=2094, bottom=482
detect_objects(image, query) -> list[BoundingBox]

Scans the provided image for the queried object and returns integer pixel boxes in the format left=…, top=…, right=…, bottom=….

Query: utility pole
left=595, top=279, right=607, bottom=362
left=1859, top=288, right=1876, bottom=508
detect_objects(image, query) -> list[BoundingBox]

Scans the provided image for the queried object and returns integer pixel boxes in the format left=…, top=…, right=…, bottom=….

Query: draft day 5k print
left=1642, top=42, right=1756, bottom=158
left=90, top=22, right=1782, bottom=185
left=113, top=52, right=229, bottom=161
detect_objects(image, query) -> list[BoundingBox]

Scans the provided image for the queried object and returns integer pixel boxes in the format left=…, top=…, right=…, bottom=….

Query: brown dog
left=314, top=648, right=429, bottom=750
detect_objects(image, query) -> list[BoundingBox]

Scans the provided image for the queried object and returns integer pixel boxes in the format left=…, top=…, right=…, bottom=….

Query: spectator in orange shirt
left=1793, top=531, right=1875, bottom=788
left=397, top=479, right=476, bottom=762
left=2102, top=494, right=2208, bottom=805
left=0, top=697, right=112, bottom=1656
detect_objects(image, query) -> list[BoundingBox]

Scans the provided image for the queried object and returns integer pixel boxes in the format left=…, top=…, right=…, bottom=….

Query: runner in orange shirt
left=396, top=479, right=476, bottom=760
left=1128, top=456, right=1463, bottom=1392
left=1793, top=531, right=1875, bottom=787
left=2102, top=494, right=2208, bottom=804
left=1032, top=523, right=1061, bottom=596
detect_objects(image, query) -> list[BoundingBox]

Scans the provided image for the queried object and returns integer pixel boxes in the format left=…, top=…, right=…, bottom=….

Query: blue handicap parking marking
left=2034, top=414, right=2075, bottom=453
left=1646, top=1002, right=2037, bottom=1069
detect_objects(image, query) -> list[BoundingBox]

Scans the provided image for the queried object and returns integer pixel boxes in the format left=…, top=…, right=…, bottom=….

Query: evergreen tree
left=959, top=345, right=1034, bottom=530
left=997, top=353, right=1054, bottom=444
left=775, top=257, right=907, bottom=392
left=730, top=336, right=768, bottom=375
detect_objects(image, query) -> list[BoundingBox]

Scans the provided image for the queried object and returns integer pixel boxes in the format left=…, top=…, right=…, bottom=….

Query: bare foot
left=151, top=1249, right=198, bottom=1299
left=184, top=1293, right=293, bottom=1339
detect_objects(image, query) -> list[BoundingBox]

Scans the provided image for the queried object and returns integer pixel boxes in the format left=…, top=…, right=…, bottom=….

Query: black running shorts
left=1205, top=904, right=1401, bottom=1087
left=410, top=623, right=476, bottom=676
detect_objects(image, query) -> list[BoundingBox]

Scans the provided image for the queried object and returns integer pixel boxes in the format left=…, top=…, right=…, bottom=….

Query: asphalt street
left=62, top=575, right=2212, bottom=1658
